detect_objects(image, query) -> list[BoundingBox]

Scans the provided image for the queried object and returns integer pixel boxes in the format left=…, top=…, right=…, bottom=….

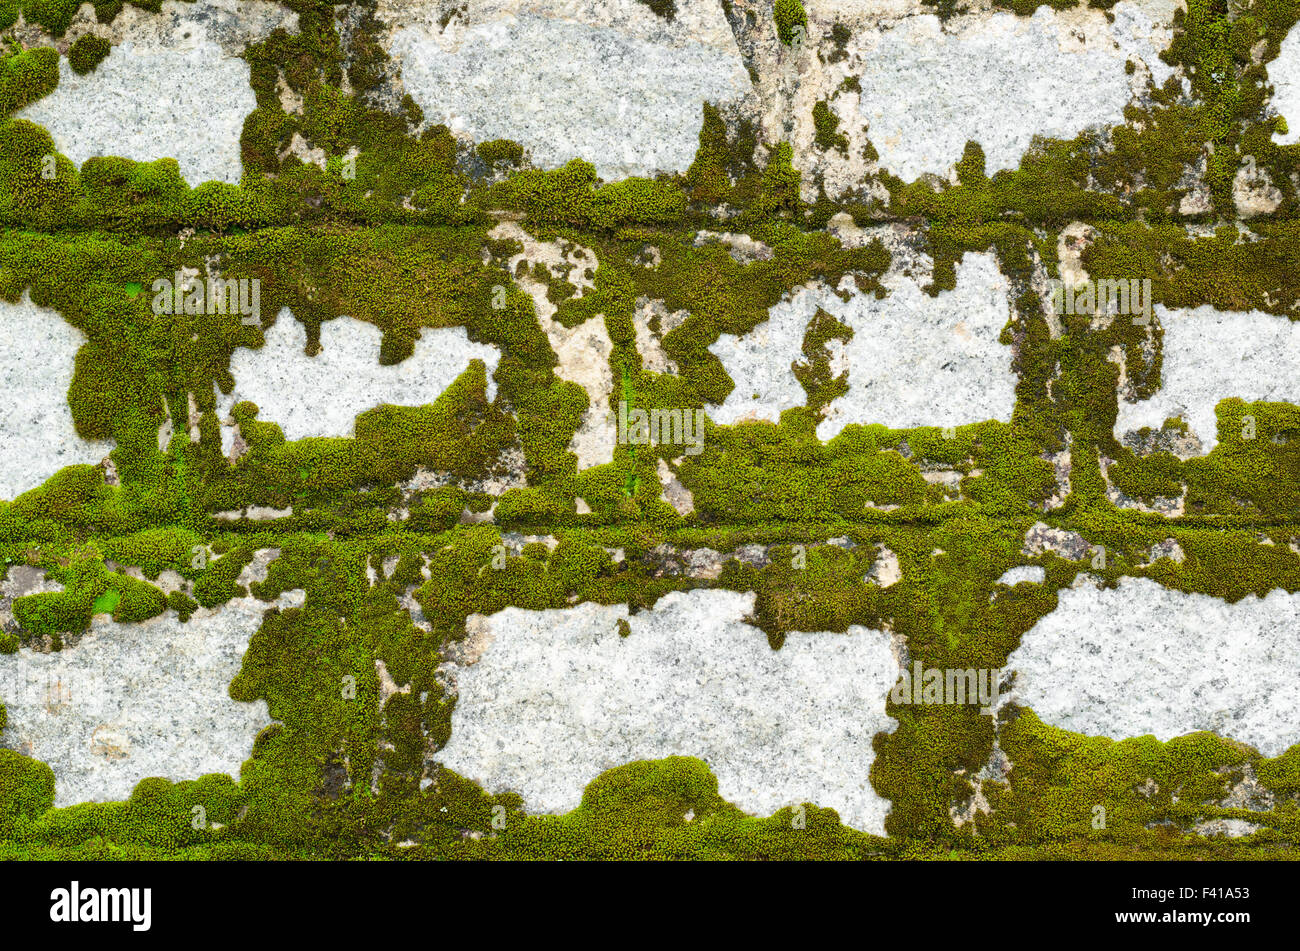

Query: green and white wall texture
left=1, top=0, right=1299, bottom=859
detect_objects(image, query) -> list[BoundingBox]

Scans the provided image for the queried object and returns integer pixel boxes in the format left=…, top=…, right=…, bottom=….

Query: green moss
left=774, top=0, right=807, bottom=46
left=488, top=159, right=686, bottom=231
left=0, top=749, right=54, bottom=835
left=192, top=547, right=253, bottom=607
left=496, top=756, right=885, bottom=859
left=988, top=0, right=1075, bottom=14
left=91, top=587, right=120, bottom=615
left=633, top=0, right=676, bottom=20
left=109, top=574, right=166, bottom=622
left=474, top=138, right=525, bottom=168
left=793, top=306, right=852, bottom=416
left=812, top=99, right=849, bottom=155
left=743, top=142, right=802, bottom=224
left=18, top=0, right=83, bottom=35
left=0, top=45, right=58, bottom=115
left=922, top=0, right=971, bottom=19
left=166, top=589, right=198, bottom=622
left=14, top=590, right=90, bottom=637
left=683, top=102, right=735, bottom=206
left=825, top=22, right=851, bottom=63
left=67, top=34, right=111, bottom=75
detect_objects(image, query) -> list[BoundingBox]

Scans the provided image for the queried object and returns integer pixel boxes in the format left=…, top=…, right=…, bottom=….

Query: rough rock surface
left=1270, top=20, right=1300, bottom=146
left=997, top=565, right=1046, bottom=586
left=435, top=589, right=899, bottom=833
left=228, top=310, right=501, bottom=442
left=725, top=0, right=1182, bottom=197
left=2, top=0, right=1298, bottom=857
left=851, top=5, right=1178, bottom=181
left=708, top=283, right=822, bottom=426
left=1115, top=305, right=1300, bottom=456
left=817, top=252, right=1015, bottom=436
left=633, top=297, right=690, bottom=374
left=18, top=0, right=298, bottom=185
left=1021, top=523, right=1090, bottom=560
left=0, top=293, right=111, bottom=501
left=0, top=596, right=293, bottom=806
left=709, top=251, right=1015, bottom=433
left=1007, top=576, right=1300, bottom=757
left=384, top=2, right=751, bottom=180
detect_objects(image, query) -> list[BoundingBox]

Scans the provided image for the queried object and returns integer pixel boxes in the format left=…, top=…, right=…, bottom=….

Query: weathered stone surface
left=848, top=5, right=1178, bottom=181
left=1007, top=576, right=1300, bottom=757
left=1115, top=305, right=1300, bottom=456
left=0, top=596, right=293, bottom=806
left=228, top=311, right=501, bottom=442
left=708, top=251, right=1015, bottom=433
left=18, top=0, right=298, bottom=185
left=2, top=0, right=1298, bottom=860
left=383, top=1, right=751, bottom=180
left=0, top=293, right=111, bottom=501
left=1270, top=20, right=1300, bottom=146
left=435, top=590, right=899, bottom=833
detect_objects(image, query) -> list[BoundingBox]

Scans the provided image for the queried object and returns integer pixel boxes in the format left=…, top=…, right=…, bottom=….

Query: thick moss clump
left=67, top=34, right=112, bottom=75
left=774, top=0, right=808, bottom=45
left=0, top=46, right=58, bottom=116
left=0, top=750, right=54, bottom=835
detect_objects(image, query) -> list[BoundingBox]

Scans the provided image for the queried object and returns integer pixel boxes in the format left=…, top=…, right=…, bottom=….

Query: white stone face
left=20, top=45, right=249, bottom=187
left=17, top=0, right=298, bottom=186
left=0, top=293, right=111, bottom=501
left=818, top=253, right=1015, bottom=436
left=1006, top=576, right=1300, bottom=757
left=997, top=565, right=1046, bottom=586
left=709, top=253, right=1016, bottom=435
left=0, top=597, right=288, bottom=806
left=1270, top=21, right=1300, bottom=145
left=387, top=12, right=751, bottom=180
left=228, top=310, right=501, bottom=442
left=435, top=590, right=900, bottom=833
left=1115, top=305, right=1300, bottom=455
left=854, top=5, right=1178, bottom=181
left=707, top=288, right=818, bottom=427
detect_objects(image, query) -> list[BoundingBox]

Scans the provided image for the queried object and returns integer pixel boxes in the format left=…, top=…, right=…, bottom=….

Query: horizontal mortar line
left=187, top=516, right=1300, bottom=535
left=9, top=207, right=1300, bottom=241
